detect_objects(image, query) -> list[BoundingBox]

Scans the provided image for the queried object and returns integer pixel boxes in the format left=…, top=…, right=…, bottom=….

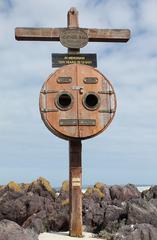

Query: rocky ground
left=0, top=177, right=157, bottom=240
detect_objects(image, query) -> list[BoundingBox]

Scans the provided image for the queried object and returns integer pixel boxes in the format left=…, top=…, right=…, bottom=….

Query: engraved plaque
left=57, top=77, right=72, bottom=83
left=78, top=119, right=96, bottom=126
left=59, top=119, right=78, bottom=126
left=52, top=53, right=97, bottom=67
left=72, top=177, right=81, bottom=187
left=59, top=119, right=96, bottom=126
left=60, top=29, right=88, bottom=49
left=84, top=77, right=98, bottom=84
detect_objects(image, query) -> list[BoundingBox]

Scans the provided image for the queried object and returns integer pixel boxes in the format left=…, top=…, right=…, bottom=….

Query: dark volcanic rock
left=0, top=194, right=27, bottom=224
left=0, top=191, right=55, bottom=229
left=84, top=188, right=104, bottom=202
left=94, top=182, right=111, bottom=201
left=83, top=196, right=106, bottom=233
left=110, top=184, right=141, bottom=202
left=23, top=210, right=49, bottom=234
left=23, top=196, right=69, bottom=233
left=0, top=178, right=70, bottom=233
left=103, top=204, right=127, bottom=233
left=1, top=179, right=157, bottom=237
left=49, top=181, right=70, bottom=232
left=113, top=223, right=157, bottom=240
left=149, top=198, right=157, bottom=208
left=0, top=219, right=38, bottom=240
left=142, top=186, right=157, bottom=201
left=0, top=182, right=24, bottom=201
left=55, top=180, right=69, bottom=206
left=48, top=203, right=69, bottom=232
left=27, top=177, right=56, bottom=200
left=127, top=198, right=157, bottom=227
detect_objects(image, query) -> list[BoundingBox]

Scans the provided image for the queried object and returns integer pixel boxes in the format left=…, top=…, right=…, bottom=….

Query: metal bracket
left=72, top=86, right=84, bottom=91
left=99, top=109, right=115, bottom=113
left=40, top=90, right=58, bottom=94
left=98, top=90, right=114, bottom=95
left=41, top=108, right=58, bottom=113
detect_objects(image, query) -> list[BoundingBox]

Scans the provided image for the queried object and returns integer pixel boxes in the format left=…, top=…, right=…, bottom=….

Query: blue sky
left=0, top=0, right=157, bottom=187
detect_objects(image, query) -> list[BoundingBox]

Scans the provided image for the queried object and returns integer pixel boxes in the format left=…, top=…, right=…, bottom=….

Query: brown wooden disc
left=39, top=64, right=116, bottom=140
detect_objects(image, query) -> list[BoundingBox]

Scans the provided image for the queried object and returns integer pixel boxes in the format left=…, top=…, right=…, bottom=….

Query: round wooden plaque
left=39, top=64, right=116, bottom=140
left=60, top=29, right=88, bottom=49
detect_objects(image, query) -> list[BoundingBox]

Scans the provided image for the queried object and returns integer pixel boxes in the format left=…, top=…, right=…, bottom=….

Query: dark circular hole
left=58, top=93, right=72, bottom=108
left=85, top=93, right=99, bottom=108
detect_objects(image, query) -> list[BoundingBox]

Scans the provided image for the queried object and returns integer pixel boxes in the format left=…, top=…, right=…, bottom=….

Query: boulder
left=127, top=198, right=157, bottom=227
left=83, top=197, right=106, bottom=233
left=0, top=219, right=38, bottom=240
left=19, top=183, right=30, bottom=192
left=94, top=182, right=111, bottom=201
left=113, top=223, right=157, bottom=240
left=23, top=210, right=49, bottom=234
left=142, top=186, right=157, bottom=201
left=27, top=177, right=56, bottom=200
left=0, top=192, right=54, bottom=225
left=110, top=184, right=141, bottom=202
left=0, top=193, right=28, bottom=224
left=149, top=198, right=157, bottom=208
left=48, top=203, right=69, bottom=231
left=56, top=180, right=69, bottom=205
left=103, top=204, right=127, bottom=233
left=60, top=180, right=69, bottom=192
left=0, top=181, right=24, bottom=199
left=98, top=229, right=113, bottom=240
left=6, top=181, right=22, bottom=192
left=0, top=189, right=24, bottom=202
left=84, top=187, right=105, bottom=202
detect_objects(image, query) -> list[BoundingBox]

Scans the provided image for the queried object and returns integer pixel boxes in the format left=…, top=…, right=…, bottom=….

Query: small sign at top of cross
left=15, top=7, right=130, bottom=52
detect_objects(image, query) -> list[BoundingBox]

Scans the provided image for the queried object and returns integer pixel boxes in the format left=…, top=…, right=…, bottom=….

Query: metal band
left=98, top=90, right=114, bottom=94
left=41, top=108, right=58, bottom=113
left=40, top=90, right=58, bottom=94
left=99, top=109, right=115, bottom=113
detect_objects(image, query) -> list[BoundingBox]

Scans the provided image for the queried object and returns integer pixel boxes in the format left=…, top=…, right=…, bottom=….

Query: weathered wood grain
left=39, top=64, right=116, bottom=139
left=15, top=27, right=130, bottom=42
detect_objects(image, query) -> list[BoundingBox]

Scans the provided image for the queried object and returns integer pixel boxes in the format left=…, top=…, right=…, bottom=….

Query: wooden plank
left=86, top=28, right=131, bottom=42
left=15, top=27, right=130, bottom=42
left=15, top=27, right=61, bottom=41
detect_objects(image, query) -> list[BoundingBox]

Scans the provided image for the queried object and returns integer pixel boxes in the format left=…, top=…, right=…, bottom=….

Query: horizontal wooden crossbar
left=15, top=27, right=130, bottom=42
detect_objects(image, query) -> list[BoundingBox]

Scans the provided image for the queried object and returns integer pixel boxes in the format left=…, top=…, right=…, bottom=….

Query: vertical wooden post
left=67, top=7, right=79, bottom=28
left=69, top=140, right=82, bottom=237
left=68, top=8, right=82, bottom=237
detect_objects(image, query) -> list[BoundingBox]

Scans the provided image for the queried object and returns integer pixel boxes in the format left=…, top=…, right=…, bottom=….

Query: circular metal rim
left=55, top=91, right=74, bottom=111
left=82, top=92, right=101, bottom=111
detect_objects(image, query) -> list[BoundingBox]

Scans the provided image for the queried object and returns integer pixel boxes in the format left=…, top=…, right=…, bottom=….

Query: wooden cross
left=15, top=7, right=130, bottom=48
left=15, top=7, right=130, bottom=238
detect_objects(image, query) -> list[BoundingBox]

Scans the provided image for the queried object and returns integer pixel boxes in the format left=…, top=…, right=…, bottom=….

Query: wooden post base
left=69, top=140, right=82, bottom=237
